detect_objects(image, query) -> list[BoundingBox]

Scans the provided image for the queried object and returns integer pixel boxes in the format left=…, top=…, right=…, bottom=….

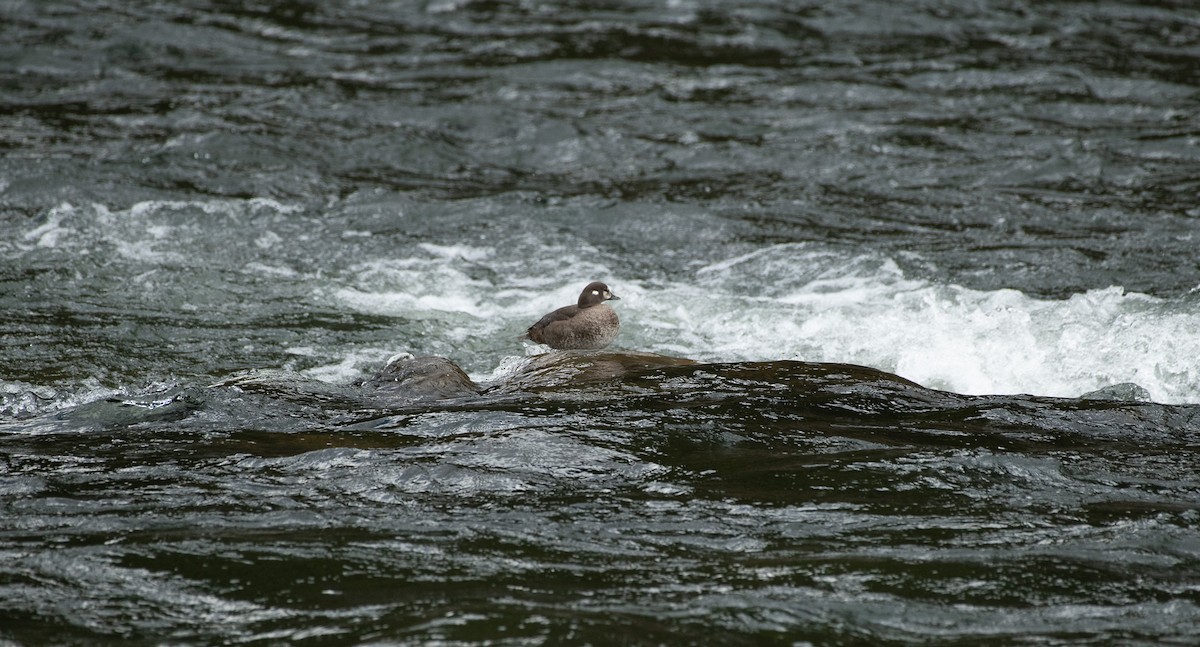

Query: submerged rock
left=362, top=350, right=697, bottom=402
left=1079, top=382, right=1152, bottom=402
left=231, top=351, right=1190, bottom=452
left=364, top=353, right=482, bottom=401
left=490, top=350, right=698, bottom=393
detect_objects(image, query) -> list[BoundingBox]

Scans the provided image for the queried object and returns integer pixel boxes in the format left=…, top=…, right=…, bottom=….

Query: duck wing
left=525, top=305, right=580, bottom=343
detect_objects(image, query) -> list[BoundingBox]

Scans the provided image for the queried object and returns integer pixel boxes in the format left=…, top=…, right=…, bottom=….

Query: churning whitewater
left=11, top=199, right=1196, bottom=411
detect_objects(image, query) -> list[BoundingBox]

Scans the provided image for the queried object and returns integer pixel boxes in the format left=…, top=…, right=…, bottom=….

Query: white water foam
left=15, top=201, right=1196, bottom=405
left=334, top=241, right=1199, bottom=404
left=299, top=346, right=405, bottom=384
left=8, top=199, right=306, bottom=266
left=627, top=244, right=1199, bottom=404
left=0, top=378, right=124, bottom=422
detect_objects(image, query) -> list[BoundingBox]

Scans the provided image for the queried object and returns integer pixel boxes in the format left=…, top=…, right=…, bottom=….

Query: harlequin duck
left=524, top=282, right=621, bottom=350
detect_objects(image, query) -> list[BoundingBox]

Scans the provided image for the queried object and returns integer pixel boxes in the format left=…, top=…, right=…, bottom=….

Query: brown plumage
left=525, top=282, right=621, bottom=350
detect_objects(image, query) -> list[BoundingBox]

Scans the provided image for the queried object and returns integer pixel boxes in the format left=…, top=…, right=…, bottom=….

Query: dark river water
left=3, top=1, right=1200, bottom=645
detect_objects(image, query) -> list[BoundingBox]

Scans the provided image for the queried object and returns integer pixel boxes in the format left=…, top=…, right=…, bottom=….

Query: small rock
left=1079, top=382, right=1151, bottom=402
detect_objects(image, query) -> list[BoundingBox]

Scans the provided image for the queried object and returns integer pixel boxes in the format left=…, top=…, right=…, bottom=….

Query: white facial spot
left=592, top=290, right=600, bottom=295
